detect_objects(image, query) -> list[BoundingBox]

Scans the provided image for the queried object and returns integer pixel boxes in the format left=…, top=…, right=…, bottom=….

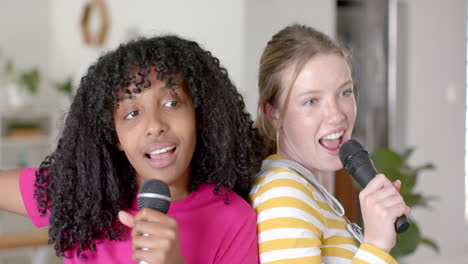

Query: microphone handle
left=395, top=215, right=410, bottom=233
left=353, top=163, right=410, bottom=233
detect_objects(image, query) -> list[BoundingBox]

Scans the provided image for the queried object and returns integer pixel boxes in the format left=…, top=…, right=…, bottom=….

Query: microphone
left=137, top=179, right=171, bottom=264
left=339, top=139, right=410, bottom=233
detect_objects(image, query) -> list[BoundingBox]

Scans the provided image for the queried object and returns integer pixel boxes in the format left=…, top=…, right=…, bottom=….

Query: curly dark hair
left=34, top=35, right=262, bottom=258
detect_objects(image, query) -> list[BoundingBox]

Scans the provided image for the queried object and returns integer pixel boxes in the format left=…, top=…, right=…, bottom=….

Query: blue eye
left=304, top=98, right=318, bottom=105
left=341, top=90, right=353, bottom=97
left=124, top=110, right=139, bottom=119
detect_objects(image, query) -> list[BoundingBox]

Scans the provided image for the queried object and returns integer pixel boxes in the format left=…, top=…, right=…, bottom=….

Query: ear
left=263, top=102, right=280, bottom=129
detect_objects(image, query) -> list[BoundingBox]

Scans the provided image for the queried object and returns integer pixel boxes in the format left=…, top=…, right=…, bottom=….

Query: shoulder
left=19, top=168, right=39, bottom=200
left=251, top=156, right=312, bottom=190
left=19, top=168, right=38, bottom=181
left=250, top=164, right=317, bottom=205
left=191, top=188, right=258, bottom=263
left=190, top=184, right=255, bottom=218
left=249, top=161, right=328, bottom=229
left=18, top=168, right=50, bottom=227
left=253, top=166, right=307, bottom=187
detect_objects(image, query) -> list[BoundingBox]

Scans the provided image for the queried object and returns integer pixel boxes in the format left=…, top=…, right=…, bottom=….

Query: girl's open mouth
left=145, top=146, right=177, bottom=168
left=319, top=131, right=344, bottom=152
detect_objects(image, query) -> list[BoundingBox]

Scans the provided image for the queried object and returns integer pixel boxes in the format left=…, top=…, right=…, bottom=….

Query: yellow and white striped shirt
left=249, top=155, right=398, bottom=264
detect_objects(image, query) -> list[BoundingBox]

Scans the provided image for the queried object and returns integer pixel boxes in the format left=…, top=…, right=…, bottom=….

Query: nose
left=324, top=99, right=346, bottom=125
left=145, top=112, right=168, bottom=137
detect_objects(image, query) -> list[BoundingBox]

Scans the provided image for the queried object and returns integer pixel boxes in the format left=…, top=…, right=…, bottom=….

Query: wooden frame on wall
left=80, top=0, right=110, bottom=47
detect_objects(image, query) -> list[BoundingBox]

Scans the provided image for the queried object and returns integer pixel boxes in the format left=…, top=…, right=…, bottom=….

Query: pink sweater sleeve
left=19, top=168, right=50, bottom=227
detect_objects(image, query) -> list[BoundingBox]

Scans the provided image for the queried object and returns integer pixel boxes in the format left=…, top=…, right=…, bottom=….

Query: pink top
left=19, top=168, right=259, bottom=263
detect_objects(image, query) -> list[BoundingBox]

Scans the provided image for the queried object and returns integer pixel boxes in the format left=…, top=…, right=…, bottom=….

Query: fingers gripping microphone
left=339, top=139, right=410, bottom=233
left=137, top=179, right=171, bottom=264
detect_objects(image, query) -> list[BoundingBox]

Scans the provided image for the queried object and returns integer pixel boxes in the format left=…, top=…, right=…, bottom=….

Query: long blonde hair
left=256, top=24, right=351, bottom=157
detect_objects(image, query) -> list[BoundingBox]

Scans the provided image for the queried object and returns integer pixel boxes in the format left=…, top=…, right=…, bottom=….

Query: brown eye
left=164, top=100, right=180, bottom=108
left=124, top=110, right=139, bottom=119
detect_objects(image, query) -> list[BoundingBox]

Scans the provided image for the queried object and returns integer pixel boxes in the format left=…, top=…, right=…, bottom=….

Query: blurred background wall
left=0, top=0, right=465, bottom=263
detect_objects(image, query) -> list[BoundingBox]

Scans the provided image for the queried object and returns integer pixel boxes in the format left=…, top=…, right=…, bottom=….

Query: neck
left=276, top=150, right=334, bottom=192
left=276, top=149, right=318, bottom=174
left=135, top=172, right=192, bottom=202
left=169, top=184, right=191, bottom=201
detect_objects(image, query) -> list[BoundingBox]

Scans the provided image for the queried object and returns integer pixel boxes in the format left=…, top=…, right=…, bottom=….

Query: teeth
left=148, top=146, right=175, bottom=155
left=322, top=131, right=344, bottom=140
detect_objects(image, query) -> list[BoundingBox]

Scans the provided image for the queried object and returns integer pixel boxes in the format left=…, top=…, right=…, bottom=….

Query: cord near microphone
left=339, top=139, right=410, bottom=233
left=137, top=179, right=171, bottom=264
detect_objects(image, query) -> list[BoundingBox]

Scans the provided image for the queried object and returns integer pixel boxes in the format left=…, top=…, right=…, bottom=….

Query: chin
left=323, top=160, right=343, bottom=172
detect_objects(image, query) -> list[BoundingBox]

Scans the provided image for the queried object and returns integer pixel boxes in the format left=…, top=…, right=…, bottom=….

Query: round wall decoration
left=80, top=0, right=110, bottom=46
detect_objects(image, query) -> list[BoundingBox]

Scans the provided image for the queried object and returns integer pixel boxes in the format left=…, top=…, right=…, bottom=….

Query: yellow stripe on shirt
left=262, top=256, right=322, bottom=264
left=257, top=217, right=323, bottom=236
left=260, top=238, right=321, bottom=253
left=256, top=196, right=327, bottom=227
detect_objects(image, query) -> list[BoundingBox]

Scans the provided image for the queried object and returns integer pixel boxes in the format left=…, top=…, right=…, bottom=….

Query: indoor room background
left=0, top=0, right=466, bottom=263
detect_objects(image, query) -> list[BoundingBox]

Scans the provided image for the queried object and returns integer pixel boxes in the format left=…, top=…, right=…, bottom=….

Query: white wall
left=0, top=1, right=50, bottom=72
left=49, top=0, right=246, bottom=97
left=0, top=0, right=53, bottom=107
left=399, top=0, right=467, bottom=263
left=243, top=0, right=336, bottom=115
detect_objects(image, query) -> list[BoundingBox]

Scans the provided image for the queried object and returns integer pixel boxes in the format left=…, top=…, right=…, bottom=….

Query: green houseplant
left=2, top=58, right=42, bottom=108
left=371, top=148, right=439, bottom=259
left=52, top=77, right=74, bottom=96
left=5, top=60, right=41, bottom=95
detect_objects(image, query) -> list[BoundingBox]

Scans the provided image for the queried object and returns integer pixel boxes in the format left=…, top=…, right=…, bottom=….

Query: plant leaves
left=371, top=147, right=439, bottom=258
left=53, top=78, right=74, bottom=95
left=372, top=148, right=404, bottom=170
left=401, top=148, right=414, bottom=161
left=399, top=170, right=417, bottom=195
left=421, top=237, right=440, bottom=253
left=415, top=163, right=435, bottom=171
left=404, top=193, right=437, bottom=208
left=5, top=60, right=14, bottom=74
left=391, top=219, right=422, bottom=258
left=19, top=68, right=40, bottom=94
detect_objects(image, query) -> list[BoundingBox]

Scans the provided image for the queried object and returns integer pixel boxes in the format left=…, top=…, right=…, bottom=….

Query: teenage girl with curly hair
left=0, top=35, right=262, bottom=264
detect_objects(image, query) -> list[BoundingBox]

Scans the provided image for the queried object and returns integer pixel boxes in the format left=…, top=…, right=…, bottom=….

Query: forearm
left=0, top=169, right=27, bottom=216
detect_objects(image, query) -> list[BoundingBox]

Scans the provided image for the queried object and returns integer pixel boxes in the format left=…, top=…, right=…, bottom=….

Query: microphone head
left=339, top=139, right=370, bottom=175
left=137, top=179, right=171, bottom=213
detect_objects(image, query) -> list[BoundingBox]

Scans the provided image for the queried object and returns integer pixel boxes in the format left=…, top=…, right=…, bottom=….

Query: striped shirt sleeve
left=249, top=167, right=398, bottom=264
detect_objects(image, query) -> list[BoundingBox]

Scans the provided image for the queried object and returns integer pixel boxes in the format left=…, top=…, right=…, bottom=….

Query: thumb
left=393, top=179, right=402, bottom=192
left=118, top=211, right=135, bottom=228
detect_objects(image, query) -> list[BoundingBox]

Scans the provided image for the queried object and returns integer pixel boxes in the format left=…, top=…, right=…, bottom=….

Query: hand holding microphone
left=119, top=179, right=185, bottom=264
left=339, top=140, right=411, bottom=252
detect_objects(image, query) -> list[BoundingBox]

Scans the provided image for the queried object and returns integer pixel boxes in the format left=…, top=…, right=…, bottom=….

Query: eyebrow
left=161, top=83, right=182, bottom=91
left=161, top=77, right=183, bottom=89
left=295, top=80, right=353, bottom=97
left=119, top=81, right=183, bottom=100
